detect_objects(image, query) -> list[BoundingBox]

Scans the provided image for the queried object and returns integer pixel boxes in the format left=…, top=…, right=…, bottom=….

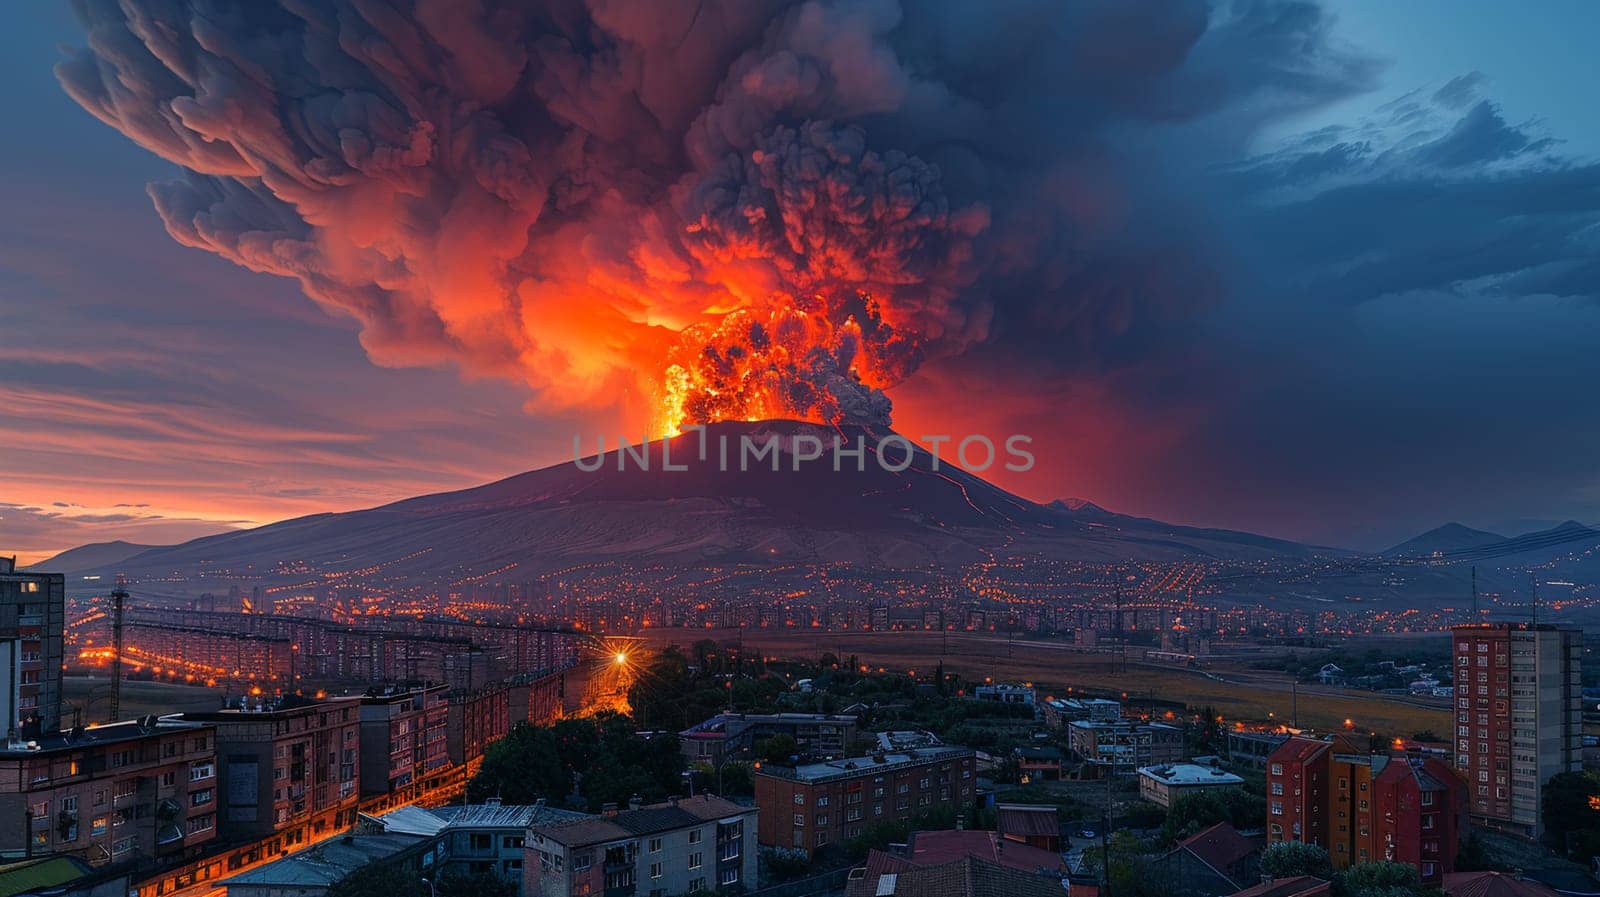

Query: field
left=63, top=675, right=226, bottom=724
left=639, top=628, right=1451, bottom=738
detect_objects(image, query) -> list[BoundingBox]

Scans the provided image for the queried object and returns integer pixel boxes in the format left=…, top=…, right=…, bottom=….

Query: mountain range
left=26, top=420, right=1600, bottom=602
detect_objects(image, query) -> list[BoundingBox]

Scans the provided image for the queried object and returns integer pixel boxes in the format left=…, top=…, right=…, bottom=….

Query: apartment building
left=1266, top=736, right=1466, bottom=884
left=0, top=556, right=64, bottom=736
left=1450, top=623, right=1582, bottom=837
left=679, top=712, right=858, bottom=767
left=1138, top=763, right=1244, bottom=808
left=366, top=800, right=593, bottom=897
left=752, top=747, right=977, bottom=858
left=183, top=694, right=363, bottom=844
left=446, top=681, right=511, bottom=774
left=0, top=716, right=218, bottom=866
left=527, top=795, right=756, bottom=897
left=358, top=683, right=449, bottom=797
left=1067, top=719, right=1183, bottom=768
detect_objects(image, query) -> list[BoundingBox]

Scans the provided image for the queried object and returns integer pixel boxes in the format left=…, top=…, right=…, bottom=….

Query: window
left=688, top=829, right=702, bottom=844
left=721, top=868, right=739, bottom=886
left=573, top=853, right=593, bottom=872
left=794, top=813, right=806, bottom=826
left=816, top=795, right=829, bottom=807
left=92, top=817, right=108, bottom=836
left=1270, top=764, right=1283, bottom=775
left=688, top=852, right=702, bottom=870
left=793, top=794, right=805, bottom=805
left=191, top=789, right=214, bottom=807
left=650, top=862, right=662, bottom=880
left=817, top=814, right=828, bottom=826
left=1270, top=802, right=1283, bottom=815
left=187, top=815, right=215, bottom=835
left=470, top=833, right=492, bottom=851
left=1270, top=783, right=1283, bottom=795
left=191, top=763, right=215, bottom=782
left=503, top=835, right=524, bottom=849
left=649, top=837, right=661, bottom=853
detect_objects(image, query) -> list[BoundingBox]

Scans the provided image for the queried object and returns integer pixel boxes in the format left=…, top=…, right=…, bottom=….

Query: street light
left=421, top=878, right=437, bottom=897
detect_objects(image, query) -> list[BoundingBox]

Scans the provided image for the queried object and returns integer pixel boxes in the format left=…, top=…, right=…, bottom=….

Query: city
left=6, top=2, right=1600, bottom=897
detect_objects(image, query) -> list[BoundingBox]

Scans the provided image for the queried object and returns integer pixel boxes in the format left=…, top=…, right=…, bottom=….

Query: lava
left=655, top=291, right=920, bottom=437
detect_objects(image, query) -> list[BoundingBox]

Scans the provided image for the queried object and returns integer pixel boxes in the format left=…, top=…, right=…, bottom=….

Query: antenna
left=110, top=575, right=128, bottom=723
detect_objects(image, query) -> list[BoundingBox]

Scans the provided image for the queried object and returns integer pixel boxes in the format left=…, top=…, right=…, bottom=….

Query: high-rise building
left=0, top=556, right=65, bottom=737
left=1450, top=623, right=1583, bottom=837
left=1266, top=735, right=1466, bottom=884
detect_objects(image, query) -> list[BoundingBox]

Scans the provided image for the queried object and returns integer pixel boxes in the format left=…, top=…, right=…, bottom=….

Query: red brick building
left=1267, top=735, right=1465, bottom=884
left=753, top=747, right=976, bottom=858
left=358, top=683, right=449, bottom=797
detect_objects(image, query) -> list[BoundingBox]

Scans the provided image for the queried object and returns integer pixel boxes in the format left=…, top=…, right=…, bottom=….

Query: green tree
left=1336, top=861, right=1431, bottom=897
left=1161, top=788, right=1264, bottom=843
left=1261, top=842, right=1333, bottom=880
left=1542, top=770, right=1600, bottom=854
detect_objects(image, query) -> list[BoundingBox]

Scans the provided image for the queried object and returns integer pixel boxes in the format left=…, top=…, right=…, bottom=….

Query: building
left=845, top=853, right=1068, bottom=897
left=182, top=694, right=364, bottom=845
left=1450, top=623, right=1582, bottom=837
left=527, top=795, right=756, bottom=897
left=1042, top=697, right=1120, bottom=730
left=973, top=684, right=1036, bottom=706
left=1444, top=871, right=1563, bottom=897
left=1160, top=822, right=1262, bottom=897
left=752, top=747, right=977, bottom=857
left=0, top=557, right=64, bottom=736
left=1068, top=720, right=1183, bottom=769
left=223, top=832, right=442, bottom=897
left=678, top=712, right=857, bottom=767
left=365, top=800, right=591, bottom=897
left=1013, top=746, right=1065, bottom=782
left=0, top=715, right=218, bottom=866
left=445, top=681, right=512, bottom=774
left=1226, top=730, right=1291, bottom=770
left=1266, top=736, right=1466, bottom=884
left=1138, top=763, right=1244, bottom=808
left=997, top=803, right=1061, bottom=853
left=1226, top=877, right=1330, bottom=897
left=904, top=829, right=1067, bottom=877
left=358, top=683, right=449, bottom=797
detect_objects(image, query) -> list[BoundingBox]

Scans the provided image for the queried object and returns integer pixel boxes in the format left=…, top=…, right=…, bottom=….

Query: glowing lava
left=654, top=292, right=919, bottom=437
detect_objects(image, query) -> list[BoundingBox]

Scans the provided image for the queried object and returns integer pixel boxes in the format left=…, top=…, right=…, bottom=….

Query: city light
left=614, top=651, right=629, bottom=666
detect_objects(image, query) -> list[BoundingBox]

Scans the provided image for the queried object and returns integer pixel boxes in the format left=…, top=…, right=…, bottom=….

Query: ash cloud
left=57, top=0, right=1375, bottom=425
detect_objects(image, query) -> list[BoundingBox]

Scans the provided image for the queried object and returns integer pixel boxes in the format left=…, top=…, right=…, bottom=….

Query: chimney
left=602, top=802, right=619, bottom=816
left=628, top=794, right=642, bottom=811
left=484, top=796, right=502, bottom=808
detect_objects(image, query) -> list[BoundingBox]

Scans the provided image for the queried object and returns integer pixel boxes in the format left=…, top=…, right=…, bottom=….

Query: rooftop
left=1444, top=872, right=1563, bottom=897
left=1, top=715, right=209, bottom=757
left=1175, top=822, right=1260, bottom=878
left=758, top=747, right=973, bottom=784
left=995, top=804, right=1059, bottom=840
left=680, top=711, right=856, bottom=739
left=1139, top=763, right=1244, bottom=786
left=908, top=830, right=1066, bottom=876
left=0, top=856, right=92, bottom=897
left=846, top=854, right=1068, bottom=897
left=226, top=833, right=430, bottom=887
left=1228, top=876, right=1330, bottom=897
left=532, top=795, right=750, bottom=848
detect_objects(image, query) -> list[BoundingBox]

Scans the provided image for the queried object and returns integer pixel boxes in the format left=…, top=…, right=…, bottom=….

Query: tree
left=1542, top=770, right=1600, bottom=854
left=1261, top=842, right=1333, bottom=880
left=1336, top=860, right=1431, bottom=897
left=1161, top=788, right=1264, bottom=843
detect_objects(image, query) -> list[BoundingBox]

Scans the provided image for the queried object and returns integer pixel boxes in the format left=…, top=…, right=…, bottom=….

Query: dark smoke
left=56, top=0, right=1374, bottom=422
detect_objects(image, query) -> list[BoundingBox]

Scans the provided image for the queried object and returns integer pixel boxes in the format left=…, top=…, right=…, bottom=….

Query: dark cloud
left=1432, top=71, right=1485, bottom=110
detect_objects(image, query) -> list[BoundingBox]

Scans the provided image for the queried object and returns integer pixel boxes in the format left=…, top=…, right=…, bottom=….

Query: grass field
left=63, top=675, right=226, bottom=724
left=639, top=628, right=1451, bottom=739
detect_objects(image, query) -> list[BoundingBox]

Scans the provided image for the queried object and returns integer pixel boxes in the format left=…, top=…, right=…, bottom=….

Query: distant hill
left=25, top=540, right=160, bottom=573
left=54, top=420, right=1337, bottom=594
left=1384, top=523, right=1506, bottom=558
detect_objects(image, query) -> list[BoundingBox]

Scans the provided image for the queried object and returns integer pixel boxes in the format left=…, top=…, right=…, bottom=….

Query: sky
left=2, top=1, right=1598, bottom=564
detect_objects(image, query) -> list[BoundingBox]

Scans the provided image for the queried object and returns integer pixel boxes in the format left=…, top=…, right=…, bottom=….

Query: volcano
left=55, top=421, right=1330, bottom=592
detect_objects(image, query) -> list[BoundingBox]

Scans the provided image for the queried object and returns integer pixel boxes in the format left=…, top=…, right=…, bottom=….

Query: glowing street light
left=614, top=651, right=629, bottom=666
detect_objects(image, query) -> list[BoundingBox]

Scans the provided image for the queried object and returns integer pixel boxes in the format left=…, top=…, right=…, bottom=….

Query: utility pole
left=109, top=576, right=128, bottom=724
left=1291, top=677, right=1299, bottom=729
left=1470, top=566, right=1478, bottom=623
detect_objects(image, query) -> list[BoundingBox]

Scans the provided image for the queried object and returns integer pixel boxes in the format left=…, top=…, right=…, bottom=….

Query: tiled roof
left=1444, top=872, right=1563, bottom=897
left=996, top=804, right=1060, bottom=840
left=1228, top=875, right=1330, bottom=897
left=532, top=795, right=749, bottom=847
left=908, top=830, right=1066, bottom=875
left=858, top=856, right=1069, bottom=897
left=1177, top=822, right=1260, bottom=878
left=226, top=834, right=430, bottom=887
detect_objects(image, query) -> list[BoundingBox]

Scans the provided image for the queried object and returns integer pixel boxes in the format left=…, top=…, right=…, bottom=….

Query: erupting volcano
left=657, top=291, right=918, bottom=435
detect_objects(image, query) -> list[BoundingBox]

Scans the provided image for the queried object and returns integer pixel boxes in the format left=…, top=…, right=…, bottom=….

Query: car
left=1078, top=829, right=1096, bottom=840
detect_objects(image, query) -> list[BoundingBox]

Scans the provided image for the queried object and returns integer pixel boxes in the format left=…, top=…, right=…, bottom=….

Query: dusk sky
left=4, top=0, right=1599, bottom=564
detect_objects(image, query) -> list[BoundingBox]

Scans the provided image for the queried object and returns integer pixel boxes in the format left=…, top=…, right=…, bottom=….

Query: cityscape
left=5, top=3, right=1600, bottom=897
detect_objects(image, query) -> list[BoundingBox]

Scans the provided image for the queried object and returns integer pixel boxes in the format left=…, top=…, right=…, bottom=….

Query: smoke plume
left=57, top=0, right=1369, bottom=431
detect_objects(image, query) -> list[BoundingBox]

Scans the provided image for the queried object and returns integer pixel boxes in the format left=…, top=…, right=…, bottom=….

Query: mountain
left=52, top=421, right=1336, bottom=594
left=1383, top=523, right=1506, bottom=558
left=25, top=540, right=161, bottom=573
